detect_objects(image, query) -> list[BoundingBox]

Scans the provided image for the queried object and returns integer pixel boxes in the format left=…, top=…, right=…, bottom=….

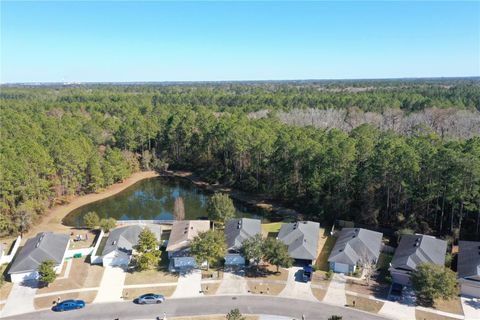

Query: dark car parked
left=52, top=299, right=85, bottom=312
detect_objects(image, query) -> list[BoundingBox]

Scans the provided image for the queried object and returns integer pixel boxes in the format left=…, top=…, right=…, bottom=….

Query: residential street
left=2, top=295, right=391, bottom=320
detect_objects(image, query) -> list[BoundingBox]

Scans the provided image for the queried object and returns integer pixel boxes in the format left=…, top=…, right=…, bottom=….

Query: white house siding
left=460, top=280, right=480, bottom=298
left=102, top=251, right=130, bottom=267
left=10, top=271, right=39, bottom=283
left=10, top=259, right=65, bottom=283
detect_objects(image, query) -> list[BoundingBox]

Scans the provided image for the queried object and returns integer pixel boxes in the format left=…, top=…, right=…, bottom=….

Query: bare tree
left=173, top=196, right=185, bottom=220
left=359, top=251, right=377, bottom=287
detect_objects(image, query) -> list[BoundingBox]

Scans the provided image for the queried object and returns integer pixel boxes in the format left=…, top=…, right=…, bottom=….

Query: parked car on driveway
left=135, top=293, right=165, bottom=304
left=52, top=299, right=85, bottom=312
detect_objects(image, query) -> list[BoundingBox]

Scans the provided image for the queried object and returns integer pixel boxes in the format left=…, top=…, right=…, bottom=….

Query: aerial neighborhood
left=2, top=195, right=479, bottom=320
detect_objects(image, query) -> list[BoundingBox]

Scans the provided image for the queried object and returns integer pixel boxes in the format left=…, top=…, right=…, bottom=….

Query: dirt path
left=22, top=171, right=159, bottom=239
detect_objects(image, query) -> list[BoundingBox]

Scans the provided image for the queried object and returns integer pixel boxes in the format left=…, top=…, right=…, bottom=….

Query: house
left=224, top=218, right=261, bottom=265
left=8, top=232, right=70, bottom=283
left=101, top=224, right=161, bottom=267
left=328, top=228, right=383, bottom=274
left=166, top=220, right=210, bottom=271
left=277, top=221, right=320, bottom=265
left=457, top=241, right=480, bottom=297
left=389, top=234, right=447, bottom=286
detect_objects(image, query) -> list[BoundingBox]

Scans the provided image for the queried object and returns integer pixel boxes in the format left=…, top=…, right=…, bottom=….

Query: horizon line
left=2, top=75, right=480, bottom=86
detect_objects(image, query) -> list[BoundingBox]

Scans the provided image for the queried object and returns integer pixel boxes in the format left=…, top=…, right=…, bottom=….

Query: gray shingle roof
left=224, top=218, right=261, bottom=251
left=391, top=234, right=447, bottom=271
left=328, top=228, right=383, bottom=266
left=102, top=225, right=161, bottom=256
left=458, top=241, right=480, bottom=280
left=278, top=221, right=320, bottom=261
left=9, top=232, right=69, bottom=274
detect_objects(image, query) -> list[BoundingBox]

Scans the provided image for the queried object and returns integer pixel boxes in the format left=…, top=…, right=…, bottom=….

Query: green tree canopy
left=226, top=308, right=246, bottom=320
left=99, top=217, right=117, bottom=233
left=411, top=263, right=458, bottom=306
left=136, top=228, right=159, bottom=253
left=207, top=193, right=236, bottom=224
left=262, top=238, right=293, bottom=272
left=241, top=234, right=264, bottom=266
left=190, top=230, right=227, bottom=270
left=39, top=259, right=57, bottom=286
left=83, top=211, right=100, bottom=229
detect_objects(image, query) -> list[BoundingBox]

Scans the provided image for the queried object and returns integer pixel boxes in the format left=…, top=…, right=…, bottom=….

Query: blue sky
left=1, top=1, right=479, bottom=83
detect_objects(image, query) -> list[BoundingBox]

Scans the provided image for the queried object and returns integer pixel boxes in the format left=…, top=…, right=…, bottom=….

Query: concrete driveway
left=461, top=297, right=480, bottom=320
left=279, top=267, right=316, bottom=301
left=171, top=269, right=203, bottom=298
left=323, top=273, right=347, bottom=306
left=0, top=281, right=37, bottom=317
left=94, top=265, right=126, bottom=303
left=217, top=268, right=248, bottom=295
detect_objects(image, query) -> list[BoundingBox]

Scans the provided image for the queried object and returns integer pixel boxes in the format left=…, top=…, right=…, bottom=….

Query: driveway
left=279, top=267, right=316, bottom=301
left=323, top=273, right=347, bottom=306
left=378, top=301, right=415, bottom=320
left=217, top=268, right=249, bottom=295
left=171, top=269, right=203, bottom=298
left=0, top=281, right=37, bottom=317
left=461, top=297, right=480, bottom=320
left=94, top=265, right=126, bottom=303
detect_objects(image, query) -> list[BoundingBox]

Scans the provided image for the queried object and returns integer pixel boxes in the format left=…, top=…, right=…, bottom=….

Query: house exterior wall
left=460, top=279, right=480, bottom=298
left=390, top=268, right=411, bottom=286
left=330, top=262, right=355, bottom=274
left=102, top=251, right=130, bottom=267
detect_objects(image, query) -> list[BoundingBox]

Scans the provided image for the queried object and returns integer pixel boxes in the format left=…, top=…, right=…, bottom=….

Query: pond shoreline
left=160, top=170, right=301, bottom=220
left=8, top=169, right=301, bottom=241
left=21, top=171, right=160, bottom=239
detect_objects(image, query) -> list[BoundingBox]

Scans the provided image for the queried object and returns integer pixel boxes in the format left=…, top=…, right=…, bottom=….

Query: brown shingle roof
left=166, top=220, right=210, bottom=252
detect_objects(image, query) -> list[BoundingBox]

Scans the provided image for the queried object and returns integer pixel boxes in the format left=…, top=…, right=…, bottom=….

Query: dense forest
left=1, top=79, right=479, bottom=240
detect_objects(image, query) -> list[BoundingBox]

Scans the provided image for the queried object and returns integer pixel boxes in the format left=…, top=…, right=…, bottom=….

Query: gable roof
left=328, top=228, right=383, bottom=266
left=391, top=234, right=447, bottom=271
left=278, top=221, right=320, bottom=261
left=102, top=225, right=161, bottom=256
left=224, top=218, right=261, bottom=251
left=458, top=241, right=480, bottom=280
left=9, top=232, right=69, bottom=274
left=166, top=220, right=210, bottom=252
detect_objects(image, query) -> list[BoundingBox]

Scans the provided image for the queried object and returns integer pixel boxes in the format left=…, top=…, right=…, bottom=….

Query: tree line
left=0, top=82, right=479, bottom=240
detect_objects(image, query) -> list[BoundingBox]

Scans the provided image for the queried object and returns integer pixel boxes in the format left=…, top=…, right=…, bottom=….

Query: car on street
left=135, top=293, right=166, bottom=304
left=52, top=299, right=86, bottom=312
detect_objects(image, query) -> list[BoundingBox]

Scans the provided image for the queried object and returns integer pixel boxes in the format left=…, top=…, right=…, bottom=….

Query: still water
left=63, top=177, right=272, bottom=227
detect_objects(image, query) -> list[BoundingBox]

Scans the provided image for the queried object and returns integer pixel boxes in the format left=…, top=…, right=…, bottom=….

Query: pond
left=63, top=176, right=279, bottom=227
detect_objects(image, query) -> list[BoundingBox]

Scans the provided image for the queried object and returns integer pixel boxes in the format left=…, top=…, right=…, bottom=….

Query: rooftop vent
left=339, top=249, right=343, bottom=252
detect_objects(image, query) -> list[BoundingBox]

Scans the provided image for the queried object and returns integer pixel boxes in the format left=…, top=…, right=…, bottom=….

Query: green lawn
left=261, top=222, right=283, bottom=237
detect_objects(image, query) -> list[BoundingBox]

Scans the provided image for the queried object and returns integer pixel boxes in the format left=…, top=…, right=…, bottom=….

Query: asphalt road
left=3, top=295, right=390, bottom=320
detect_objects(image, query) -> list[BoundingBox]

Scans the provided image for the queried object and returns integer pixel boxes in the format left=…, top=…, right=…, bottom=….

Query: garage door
left=103, top=256, right=129, bottom=267
left=334, top=262, right=349, bottom=274
left=461, top=283, right=480, bottom=298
